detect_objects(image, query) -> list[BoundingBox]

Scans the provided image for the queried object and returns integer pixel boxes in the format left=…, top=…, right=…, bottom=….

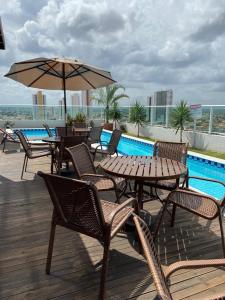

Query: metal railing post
left=165, top=106, right=169, bottom=127
left=208, top=106, right=213, bottom=134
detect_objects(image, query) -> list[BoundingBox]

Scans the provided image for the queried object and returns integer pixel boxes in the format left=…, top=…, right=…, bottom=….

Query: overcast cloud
left=1, top=0, right=225, bottom=105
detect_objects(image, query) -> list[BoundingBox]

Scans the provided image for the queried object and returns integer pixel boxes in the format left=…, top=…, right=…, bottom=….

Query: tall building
left=81, top=90, right=91, bottom=106
left=150, top=89, right=173, bottom=106
left=71, top=93, right=81, bottom=117
left=149, top=90, right=173, bottom=125
left=58, top=99, right=64, bottom=119
left=32, top=91, right=46, bottom=120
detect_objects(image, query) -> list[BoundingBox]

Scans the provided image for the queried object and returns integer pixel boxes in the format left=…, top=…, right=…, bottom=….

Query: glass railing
left=0, top=104, right=225, bottom=135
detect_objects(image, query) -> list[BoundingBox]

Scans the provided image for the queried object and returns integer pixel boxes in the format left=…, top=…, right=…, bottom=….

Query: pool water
left=101, top=131, right=225, bottom=200
left=18, top=128, right=225, bottom=199
left=19, top=128, right=56, bottom=139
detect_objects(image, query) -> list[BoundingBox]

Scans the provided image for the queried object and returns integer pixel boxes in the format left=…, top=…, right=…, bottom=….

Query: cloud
left=190, top=12, right=225, bottom=43
left=1, top=0, right=225, bottom=105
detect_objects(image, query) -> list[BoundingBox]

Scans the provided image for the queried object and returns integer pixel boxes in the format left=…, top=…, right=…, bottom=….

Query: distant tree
left=170, top=100, right=192, bottom=142
left=92, top=84, right=128, bottom=123
left=109, top=102, right=121, bottom=128
left=129, top=101, right=146, bottom=137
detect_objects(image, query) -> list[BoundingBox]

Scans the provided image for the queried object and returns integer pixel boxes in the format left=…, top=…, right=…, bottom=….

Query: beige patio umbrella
left=4, top=57, right=116, bottom=124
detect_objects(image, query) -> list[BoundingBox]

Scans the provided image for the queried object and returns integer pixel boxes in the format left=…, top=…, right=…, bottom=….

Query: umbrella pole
left=62, top=64, right=67, bottom=135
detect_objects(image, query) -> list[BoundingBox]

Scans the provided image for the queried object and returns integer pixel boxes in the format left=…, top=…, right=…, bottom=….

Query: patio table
left=100, top=155, right=187, bottom=214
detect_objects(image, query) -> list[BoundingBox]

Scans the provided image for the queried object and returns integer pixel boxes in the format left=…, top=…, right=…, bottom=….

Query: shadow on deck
left=0, top=149, right=224, bottom=299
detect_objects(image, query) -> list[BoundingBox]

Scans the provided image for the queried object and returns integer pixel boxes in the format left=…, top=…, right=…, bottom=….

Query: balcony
left=0, top=148, right=224, bottom=299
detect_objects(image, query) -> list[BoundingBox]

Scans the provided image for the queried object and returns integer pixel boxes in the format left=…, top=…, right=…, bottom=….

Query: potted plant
left=92, top=84, right=128, bottom=131
left=109, top=102, right=121, bottom=129
left=66, top=114, right=73, bottom=127
left=73, top=112, right=87, bottom=128
left=129, top=101, right=146, bottom=137
left=170, top=100, right=192, bottom=142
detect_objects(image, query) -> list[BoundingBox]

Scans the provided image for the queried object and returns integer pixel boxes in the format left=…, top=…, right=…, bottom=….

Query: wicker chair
left=0, top=128, right=20, bottom=152
left=138, top=141, right=188, bottom=207
left=43, top=123, right=53, bottom=137
left=154, top=176, right=225, bottom=257
left=91, top=129, right=122, bottom=160
left=87, top=126, right=103, bottom=146
left=15, top=130, right=53, bottom=179
left=38, top=171, right=137, bottom=299
left=55, top=126, right=73, bottom=136
left=66, top=143, right=127, bottom=203
left=55, top=135, right=87, bottom=174
left=133, top=215, right=225, bottom=300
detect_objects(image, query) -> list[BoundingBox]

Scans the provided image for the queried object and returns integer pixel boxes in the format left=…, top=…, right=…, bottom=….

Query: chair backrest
left=107, top=129, right=122, bottom=155
left=153, top=141, right=188, bottom=165
left=14, top=130, right=32, bottom=156
left=38, top=172, right=106, bottom=240
left=66, top=143, right=96, bottom=178
left=0, top=128, right=18, bottom=143
left=56, top=127, right=73, bottom=136
left=58, top=136, right=87, bottom=162
left=133, top=216, right=172, bottom=300
left=89, top=126, right=103, bottom=143
left=43, top=123, right=53, bottom=137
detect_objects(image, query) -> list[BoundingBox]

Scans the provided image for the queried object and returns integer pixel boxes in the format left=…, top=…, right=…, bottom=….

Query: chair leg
left=99, top=240, right=110, bottom=300
left=21, top=154, right=27, bottom=179
left=218, top=211, right=225, bottom=258
left=46, top=221, right=56, bottom=274
left=25, top=156, right=28, bottom=171
left=170, top=204, right=177, bottom=227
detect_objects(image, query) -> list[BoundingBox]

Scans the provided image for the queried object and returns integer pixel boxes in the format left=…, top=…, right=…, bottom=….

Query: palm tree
left=170, top=100, right=192, bottom=142
left=109, top=102, right=121, bottom=129
left=129, top=101, right=146, bottom=137
left=92, top=84, right=128, bottom=123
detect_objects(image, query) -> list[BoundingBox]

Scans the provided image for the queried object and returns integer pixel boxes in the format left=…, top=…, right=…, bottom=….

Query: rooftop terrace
left=0, top=147, right=225, bottom=299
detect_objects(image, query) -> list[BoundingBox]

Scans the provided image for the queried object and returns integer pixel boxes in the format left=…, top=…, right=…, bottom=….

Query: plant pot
left=103, top=123, right=113, bottom=131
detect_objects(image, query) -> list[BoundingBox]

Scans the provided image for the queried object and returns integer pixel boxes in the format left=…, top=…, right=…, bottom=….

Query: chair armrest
left=166, top=188, right=221, bottom=208
left=183, top=176, right=225, bottom=188
left=165, top=258, right=225, bottom=280
left=108, top=197, right=138, bottom=228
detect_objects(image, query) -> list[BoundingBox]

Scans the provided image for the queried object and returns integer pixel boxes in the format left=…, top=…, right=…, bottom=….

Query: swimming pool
left=101, top=131, right=225, bottom=200
left=19, top=128, right=56, bottom=139
left=18, top=128, right=225, bottom=199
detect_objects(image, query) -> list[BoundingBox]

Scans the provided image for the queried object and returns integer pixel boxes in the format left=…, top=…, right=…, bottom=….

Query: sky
left=1, top=0, right=225, bottom=106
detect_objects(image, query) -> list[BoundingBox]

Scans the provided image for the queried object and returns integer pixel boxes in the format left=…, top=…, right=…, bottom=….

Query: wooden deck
left=0, top=149, right=225, bottom=299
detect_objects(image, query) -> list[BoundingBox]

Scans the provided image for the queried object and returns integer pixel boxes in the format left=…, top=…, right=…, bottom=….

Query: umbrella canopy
left=4, top=57, right=116, bottom=123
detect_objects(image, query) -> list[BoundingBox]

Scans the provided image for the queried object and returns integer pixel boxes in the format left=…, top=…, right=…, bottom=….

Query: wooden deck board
left=0, top=150, right=224, bottom=299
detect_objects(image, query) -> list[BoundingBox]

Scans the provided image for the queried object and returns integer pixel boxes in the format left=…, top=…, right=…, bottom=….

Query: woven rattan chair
left=55, top=135, right=87, bottom=174
left=133, top=215, right=225, bottom=300
left=0, top=128, right=20, bottom=152
left=15, top=130, right=53, bottom=179
left=154, top=176, right=225, bottom=257
left=138, top=141, right=188, bottom=207
left=56, top=126, right=73, bottom=136
left=91, top=129, right=122, bottom=160
left=38, top=172, right=137, bottom=299
left=43, top=123, right=53, bottom=137
left=87, top=126, right=103, bottom=146
left=66, top=143, right=127, bottom=203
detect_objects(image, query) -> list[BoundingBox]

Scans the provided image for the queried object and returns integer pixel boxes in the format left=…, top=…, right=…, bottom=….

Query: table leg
left=137, top=180, right=143, bottom=212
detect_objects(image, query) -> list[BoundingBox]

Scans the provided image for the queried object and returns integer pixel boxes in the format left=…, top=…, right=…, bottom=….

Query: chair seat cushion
left=167, top=189, right=219, bottom=219
left=101, top=200, right=133, bottom=235
left=81, top=175, right=125, bottom=191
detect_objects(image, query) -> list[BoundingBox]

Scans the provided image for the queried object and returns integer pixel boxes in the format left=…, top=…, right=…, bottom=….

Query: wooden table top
left=100, top=155, right=187, bottom=181
left=42, top=136, right=61, bottom=143
left=73, top=128, right=91, bottom=132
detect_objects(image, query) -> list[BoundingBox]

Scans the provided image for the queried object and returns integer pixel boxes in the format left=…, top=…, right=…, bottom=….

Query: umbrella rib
left=5, top=62, right=52, bottom=77
left=28, top=62, right=59, bottom=87
left=69, top=64, right=96, bottom=89
left=39, top=62, right=62, bottom=78
left=82, top=65, right=116, bottom=82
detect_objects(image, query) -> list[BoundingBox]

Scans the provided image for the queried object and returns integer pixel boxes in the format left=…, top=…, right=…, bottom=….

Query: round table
left=100, top=155, right=187, bottom=212
left=42, top=136, right=61, bottom=144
